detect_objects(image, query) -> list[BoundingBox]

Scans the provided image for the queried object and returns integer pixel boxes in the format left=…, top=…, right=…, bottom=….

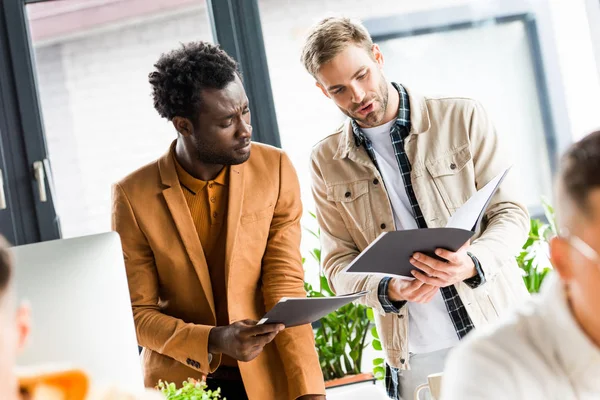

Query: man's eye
left=242, top=107, right=250, bottom=114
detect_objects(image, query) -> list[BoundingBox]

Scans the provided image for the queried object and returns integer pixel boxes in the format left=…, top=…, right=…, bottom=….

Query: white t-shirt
left=361, top=122, right=459, bottom=354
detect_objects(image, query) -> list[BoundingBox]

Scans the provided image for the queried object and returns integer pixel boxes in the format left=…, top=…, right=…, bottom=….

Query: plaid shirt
left=351, top=83, right=485, bottom=399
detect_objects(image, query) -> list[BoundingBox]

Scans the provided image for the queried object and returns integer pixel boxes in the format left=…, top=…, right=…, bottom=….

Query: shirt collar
left=172, top=152, right=228, bottom=195
left=540, top=274, right=600, bottom=383
left=352, top=82, right=411, bottom=147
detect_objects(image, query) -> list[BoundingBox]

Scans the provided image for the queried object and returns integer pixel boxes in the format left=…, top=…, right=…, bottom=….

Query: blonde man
left=442, top=130, right=600, bottom=399
left=302, top=17, right=530, bottom=399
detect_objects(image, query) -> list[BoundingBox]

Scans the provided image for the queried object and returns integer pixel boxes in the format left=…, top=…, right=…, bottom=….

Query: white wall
left=547, top=0, right=600, bottom=140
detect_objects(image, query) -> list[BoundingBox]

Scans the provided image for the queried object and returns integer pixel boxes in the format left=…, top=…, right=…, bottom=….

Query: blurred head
left=301, top=17, right=391, bottom=128
left=0, top=236, right=30, bottom=400
left=550, top=130, right=600, bottom=338
left=149, top=41, right=252, bottom=166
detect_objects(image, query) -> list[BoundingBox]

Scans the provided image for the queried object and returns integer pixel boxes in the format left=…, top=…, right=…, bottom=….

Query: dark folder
left=343, top=167, right=511, bottom=278
left=257, top=291, right=368, bottom=327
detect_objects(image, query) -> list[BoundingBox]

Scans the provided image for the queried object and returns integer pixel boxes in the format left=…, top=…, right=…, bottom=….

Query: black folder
left=343, top=167, right=511, bottom=278
left=257, top=291, right=368, bottom=327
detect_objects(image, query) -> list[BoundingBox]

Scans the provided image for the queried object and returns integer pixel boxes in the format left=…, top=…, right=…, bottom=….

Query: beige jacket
left=310, top=86, right=530, bottom=369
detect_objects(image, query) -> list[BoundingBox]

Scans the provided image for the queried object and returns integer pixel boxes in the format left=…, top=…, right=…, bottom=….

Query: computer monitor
left=11, top=232, right=144, bottom=391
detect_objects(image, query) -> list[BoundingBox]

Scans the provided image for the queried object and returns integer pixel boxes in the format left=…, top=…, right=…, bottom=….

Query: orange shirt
left=173, top=155, right=236, bottom=368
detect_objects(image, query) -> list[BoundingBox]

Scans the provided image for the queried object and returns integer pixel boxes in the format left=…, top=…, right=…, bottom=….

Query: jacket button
left=345, top=191, right=351, bottom=198
left=400, top=358, right=406, bottom=364
left=373, top=178, right=379, bottom=185
left=398, top=314, right=404, bottom=319
left=450, top=163, right=457, bottom=170
left=186, top=358, right=191, bottom=365
left=380, top=223, right=386, bottom=229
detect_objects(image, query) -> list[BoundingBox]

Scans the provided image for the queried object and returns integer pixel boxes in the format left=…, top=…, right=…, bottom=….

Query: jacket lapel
left=224, top=163, right=245, bottom=288
left=158, top=145, right=216, bottom=318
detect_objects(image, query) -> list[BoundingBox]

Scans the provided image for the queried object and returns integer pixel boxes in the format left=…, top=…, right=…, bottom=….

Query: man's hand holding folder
left=409, top=242, right=477, bottom=287
left=342, top=166, right=511, bottom=280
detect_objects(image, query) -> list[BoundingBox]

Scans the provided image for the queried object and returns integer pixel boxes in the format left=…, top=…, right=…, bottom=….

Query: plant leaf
left=370, top=326, right=379, bottom=339
left=372, top=339, right=382, bottom=351
left=366, top=308, right=375, bottom=322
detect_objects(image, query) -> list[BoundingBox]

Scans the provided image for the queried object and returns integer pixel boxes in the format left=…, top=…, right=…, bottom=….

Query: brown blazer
left=112, top=141, right=325, bottom=399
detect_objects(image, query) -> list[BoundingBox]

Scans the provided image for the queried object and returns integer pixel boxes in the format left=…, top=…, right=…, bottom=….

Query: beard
left=192, top=137, right=251, bottom=166
left=340, top=72, right=389, bottom=128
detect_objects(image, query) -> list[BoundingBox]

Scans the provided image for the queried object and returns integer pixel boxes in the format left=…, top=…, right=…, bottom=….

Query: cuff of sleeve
left=464, top=252, right=486, bottom=289
left=186, top=325, right=220, bottom=375
left=378, top=277, right=407, bottom=313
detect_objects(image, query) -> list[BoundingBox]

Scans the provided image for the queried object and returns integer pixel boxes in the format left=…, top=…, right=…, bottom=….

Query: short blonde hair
left=301, top=17, right=374, bottom=78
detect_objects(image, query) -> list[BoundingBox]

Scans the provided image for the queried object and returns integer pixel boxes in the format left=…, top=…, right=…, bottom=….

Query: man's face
left=0, top=294, right=30, bottom=400
left=186, top=74, right=253, bottom=166
left=316, top=44, right=389, bottom=128
left=551, top=186, right=600, bottom=334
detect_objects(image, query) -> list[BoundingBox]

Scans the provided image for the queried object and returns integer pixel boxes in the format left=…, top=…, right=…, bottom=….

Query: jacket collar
left=334, top=84, right=431, bottom=161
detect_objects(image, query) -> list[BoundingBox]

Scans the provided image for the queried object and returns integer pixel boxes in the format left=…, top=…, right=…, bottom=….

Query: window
left=27, top=0, right=214, bottom=238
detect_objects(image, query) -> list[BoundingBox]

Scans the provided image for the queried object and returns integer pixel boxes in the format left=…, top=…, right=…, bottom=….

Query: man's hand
left=387, top=278, right=438, bottom=303
left=208, top=319, right=284, bottom=362
left=409, top=243, right=476, bottom=287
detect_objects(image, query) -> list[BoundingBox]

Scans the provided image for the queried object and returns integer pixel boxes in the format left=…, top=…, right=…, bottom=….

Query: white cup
left=414, top=372, right=443, bottom=400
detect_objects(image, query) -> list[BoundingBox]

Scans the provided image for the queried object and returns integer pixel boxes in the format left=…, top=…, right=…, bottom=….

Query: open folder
left=257, top=291, right=368, bottom=327
left=342, top=166, right=511, bottom=278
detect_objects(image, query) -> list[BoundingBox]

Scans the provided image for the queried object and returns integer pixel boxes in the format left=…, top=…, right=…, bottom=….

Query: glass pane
left=259, top=0, right=600, bottom=215
left=376, top=19, right=552, bottom=210
left=27, top=0, right=213, bottom=238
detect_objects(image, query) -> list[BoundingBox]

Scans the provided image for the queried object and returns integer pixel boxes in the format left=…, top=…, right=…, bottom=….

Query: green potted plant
left=303, top=213, right=375, bottom=388
left=157, top=379, right=223, bottom=400
left=518, top=199, right=557, bottom=293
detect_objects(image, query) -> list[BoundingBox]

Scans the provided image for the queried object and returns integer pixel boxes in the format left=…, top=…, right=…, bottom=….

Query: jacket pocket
left=241, top=204, right=274, bottom=225
left=426, top=144, right=474, bottom=212
left=326, top=179, right=373, bottom=232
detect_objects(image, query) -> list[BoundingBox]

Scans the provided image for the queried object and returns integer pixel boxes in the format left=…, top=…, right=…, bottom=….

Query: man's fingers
left=411, top=270, right=449, bottom=287
left=400, top=279, right=424, bottom=296
left=411, top=284, right=438, bottom=303
left=245, top=330, right=279, bottom=351
left=420, top=287, right=439, bottom=303
left=241, top=322, right=284, bottom=338
left=412, top=253, right=447, bottom=272
left=255, top=330, right=280, bottom=347
left=434, top=248, right=460, bottom=264
left=410, top=258, right=451, bottom=280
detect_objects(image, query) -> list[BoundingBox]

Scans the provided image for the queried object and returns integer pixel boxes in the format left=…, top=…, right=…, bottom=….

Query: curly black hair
left=148, top=41, right=240, bottom=123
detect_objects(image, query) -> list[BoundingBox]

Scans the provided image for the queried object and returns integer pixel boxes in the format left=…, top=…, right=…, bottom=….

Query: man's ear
left=172, top=117, right=194, bottom=137
left=550, top=236, right=574, bottom=281
left=372, top=44, right=384, bottom=69
left=15, top=301, right=31, bottom=352
left=316, top=82, right=331, bottom=99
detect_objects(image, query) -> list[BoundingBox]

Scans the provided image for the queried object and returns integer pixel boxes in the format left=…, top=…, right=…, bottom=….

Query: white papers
left=445, top=166, right=511, bottom=230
